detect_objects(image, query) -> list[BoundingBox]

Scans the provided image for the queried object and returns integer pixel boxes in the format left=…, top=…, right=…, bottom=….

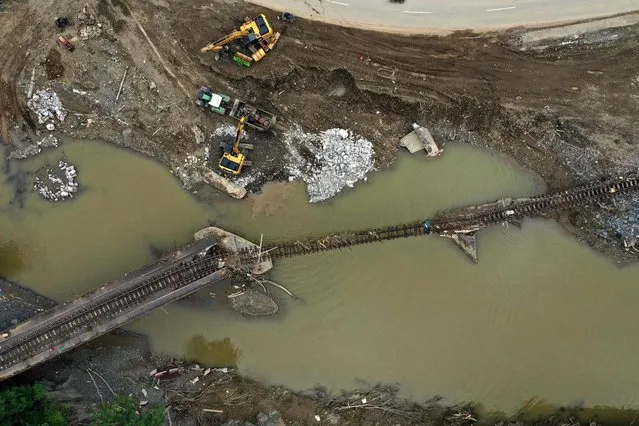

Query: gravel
left=594, top=193, right=639, bottom=251
left=0, top=278, right=55, bottom=331
left=33, top=159, right=79, bottom=202
left=285, top=128, right=374, bottom=203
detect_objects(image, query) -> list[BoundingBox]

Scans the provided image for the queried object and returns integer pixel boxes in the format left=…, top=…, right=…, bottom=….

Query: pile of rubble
left=33, top=160, right=79, bottom=202
left=594, top=193, right=639, bottom=253
left=77, top=5, right=103, bottom=39
left=287, top=128, right=374, bottom=202
left=27, top=89, right=67, bottom=125
left=7, top=135, right=59, bottom=160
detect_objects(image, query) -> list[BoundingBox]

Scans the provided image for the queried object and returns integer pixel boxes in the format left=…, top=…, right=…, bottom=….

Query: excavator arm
left=201, top=29, right=249, bottom=52
left=231, top=116, right=247, bottom=154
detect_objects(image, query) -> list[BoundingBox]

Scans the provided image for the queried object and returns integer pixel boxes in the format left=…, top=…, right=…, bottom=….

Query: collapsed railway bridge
left=0, top=174, right=637, bottom=380
left=240, top=174, right=639, bottom=263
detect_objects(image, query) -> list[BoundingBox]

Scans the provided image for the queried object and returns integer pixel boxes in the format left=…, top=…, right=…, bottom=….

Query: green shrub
left=92, top=395, right=164, bottom=426
left=0, top=383, right=67, bottom=426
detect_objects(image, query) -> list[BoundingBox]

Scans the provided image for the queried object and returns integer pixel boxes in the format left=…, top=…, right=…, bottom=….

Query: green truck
left=195, top=87, right=232, bottom=115
left=195, top=87, right=276, bottom=131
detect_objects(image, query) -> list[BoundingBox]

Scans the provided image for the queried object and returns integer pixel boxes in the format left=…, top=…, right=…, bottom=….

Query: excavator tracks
left=0, top=256, right=222, bottom=370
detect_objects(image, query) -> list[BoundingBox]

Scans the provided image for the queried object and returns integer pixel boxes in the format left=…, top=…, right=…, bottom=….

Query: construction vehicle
left=280, top=13, right=296, bottom=23
left=200, top=14, right=281, bottom=66
left=229, top=98, right=276, bottom=131
left=195, top=87, right=233, bottom=114
left=195, top=87, right=276, bottom=131
left=218, top=116, right=254, bottom=175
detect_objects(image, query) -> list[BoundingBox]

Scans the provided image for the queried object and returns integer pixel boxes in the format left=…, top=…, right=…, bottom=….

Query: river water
left=2, top=139, right=639, bottom=412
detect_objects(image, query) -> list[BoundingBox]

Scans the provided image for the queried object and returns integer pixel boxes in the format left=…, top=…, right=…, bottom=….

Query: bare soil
left=0, top=0, right=637, bottom=260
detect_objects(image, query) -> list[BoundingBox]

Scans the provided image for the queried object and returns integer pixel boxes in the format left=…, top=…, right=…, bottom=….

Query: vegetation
left=92, top=395, right=164, bottom=426
left=0, top=383, right=67, bottom=426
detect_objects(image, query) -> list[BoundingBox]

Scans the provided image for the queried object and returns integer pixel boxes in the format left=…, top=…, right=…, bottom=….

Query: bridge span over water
left=1, top=175, right=636, bottom=380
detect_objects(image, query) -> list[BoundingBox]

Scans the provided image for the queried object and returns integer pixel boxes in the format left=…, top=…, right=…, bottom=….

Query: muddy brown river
left=2, top=140, right=639, bottom=412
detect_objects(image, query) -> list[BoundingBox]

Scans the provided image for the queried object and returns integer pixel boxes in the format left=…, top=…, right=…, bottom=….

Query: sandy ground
left=0, top=1, right=638, bottom=254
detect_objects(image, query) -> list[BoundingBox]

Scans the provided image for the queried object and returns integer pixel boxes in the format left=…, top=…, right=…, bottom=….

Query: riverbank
left=2, top=275, right=637, bottom=425
left=0, top=0, right=637, bottom=262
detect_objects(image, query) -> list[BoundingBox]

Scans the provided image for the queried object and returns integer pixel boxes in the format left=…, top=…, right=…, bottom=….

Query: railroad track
left=237, top=176, right=639, bottom=262
left=433, top=176, right=639, bottom=232
left=0, top=255, right=223, bottom=371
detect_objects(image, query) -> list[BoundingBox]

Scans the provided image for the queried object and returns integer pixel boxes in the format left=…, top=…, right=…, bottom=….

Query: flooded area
left=0, top=140, right=213, bottom=299
left=3, top=139, right=639, bottom=412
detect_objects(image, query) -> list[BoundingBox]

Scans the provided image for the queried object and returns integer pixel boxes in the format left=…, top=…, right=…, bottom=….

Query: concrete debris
left=7, top=135, right=59, bottom=160
left=7, top=145, right=40, bottom=160
left=77, top=5, right=103, bottom=39
left=257, top=410, right=285, bottom=426
left=27, top=90, right=67, bottom=124
left=192, top=125, right=205, bottom=145
left=46, top=122, right=56, bottom=131
left=213, top=124, right=247, bottom=140
left=286, top=128, right=374, bottom=203
left=33, top=160, right=79, bottom=202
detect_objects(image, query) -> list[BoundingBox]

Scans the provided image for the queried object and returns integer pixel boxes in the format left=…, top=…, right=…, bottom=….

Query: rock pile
left=77, top=5, right=103, bottom=39
left=27, top=90, right=67, bottom=124
left=33, top=160, right=79, bottom=202
left=595, top=193, right=639, bottom=252
left=288, top=128, right=374, bottom=202
left=7, top=135, right=59, bottom=160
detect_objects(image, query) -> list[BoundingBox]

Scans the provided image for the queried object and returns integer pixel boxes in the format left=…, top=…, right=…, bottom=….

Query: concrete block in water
left=399, top=123, right=442, bottom=156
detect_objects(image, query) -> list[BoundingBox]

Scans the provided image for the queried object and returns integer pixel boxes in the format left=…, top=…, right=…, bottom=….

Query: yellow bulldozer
left=201, top=14, right=280, bottom=66
left=218, top=116, right=254, bottom=175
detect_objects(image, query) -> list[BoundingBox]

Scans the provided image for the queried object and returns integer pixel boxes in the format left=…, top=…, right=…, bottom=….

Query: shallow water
left=3, top=139, right=639, bottom=412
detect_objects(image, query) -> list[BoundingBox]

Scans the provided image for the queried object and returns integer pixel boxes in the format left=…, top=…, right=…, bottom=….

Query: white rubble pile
left=33, top=160, right=79, bottom=202
left=7, top=135, right=59, bottom=160
left=287, top=128, right=374, bottom=202
left=27, top=90, right=67, bottom=124
left=213, top=124, right=248, bottom=140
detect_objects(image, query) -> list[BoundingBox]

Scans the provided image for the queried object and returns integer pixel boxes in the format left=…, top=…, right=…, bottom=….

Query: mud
left=0, top=0, right=637, bottom=261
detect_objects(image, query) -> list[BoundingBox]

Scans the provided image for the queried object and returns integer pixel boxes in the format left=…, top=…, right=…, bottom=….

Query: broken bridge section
left=0, top=237, right=228, bottom=381
left=234, top=175, right=639, bottom=264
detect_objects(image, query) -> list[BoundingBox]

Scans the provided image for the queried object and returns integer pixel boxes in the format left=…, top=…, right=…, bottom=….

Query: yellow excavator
left=201, top=14, right=280, bottom=65
left=218, top=116, right=254, bottom=175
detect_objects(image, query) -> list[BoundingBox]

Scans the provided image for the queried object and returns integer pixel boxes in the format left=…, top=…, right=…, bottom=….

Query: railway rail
left=434, top=175, right=639, bottom=232
left=0, top=254, right=223, bottom=371
left=237, top=176, right=639, bottom=261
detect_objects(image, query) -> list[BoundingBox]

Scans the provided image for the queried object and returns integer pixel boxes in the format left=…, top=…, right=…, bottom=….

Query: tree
left=0, top=383, right=67, bottom=426
left=92, top=396, right=164, bottom=426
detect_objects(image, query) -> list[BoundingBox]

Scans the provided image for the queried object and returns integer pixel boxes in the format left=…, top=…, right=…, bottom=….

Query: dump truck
left=195, top=87, right=276, bottom=132
left=229, top=98, right=276, bottom=132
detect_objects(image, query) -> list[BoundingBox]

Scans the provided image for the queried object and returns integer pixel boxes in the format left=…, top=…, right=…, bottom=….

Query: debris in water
left=7, top=135, right=59, bottom=160
left=33, top=159, right=79, bottom=202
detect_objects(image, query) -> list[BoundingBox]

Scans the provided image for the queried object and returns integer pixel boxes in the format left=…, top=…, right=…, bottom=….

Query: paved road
left=249, top=0, right=638, bottom=32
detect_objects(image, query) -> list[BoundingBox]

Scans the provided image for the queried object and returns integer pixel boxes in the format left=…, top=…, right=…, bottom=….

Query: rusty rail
left=237, top=176, right=639, bottom=262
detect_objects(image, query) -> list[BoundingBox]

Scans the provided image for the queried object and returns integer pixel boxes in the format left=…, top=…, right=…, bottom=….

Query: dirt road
left=0, top=0, right=638, bottom=258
